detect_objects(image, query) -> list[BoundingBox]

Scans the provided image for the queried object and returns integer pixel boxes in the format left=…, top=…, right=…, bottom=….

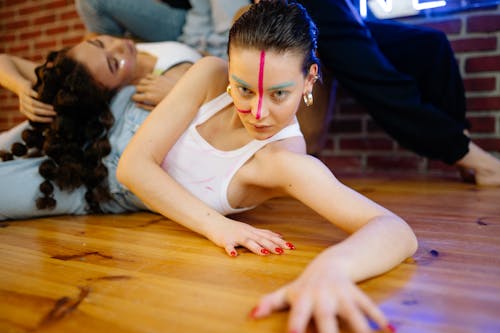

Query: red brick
left=466, top=97, right=500, bottom=111
left=61, top=10, right=79, bottom=20
left=20, top=30, right=42, bottom=39
left=33, top=14, right=56, bottom=25
left=62, top=36, right=83, bottom=47
left=366, top=155, right=421, bottom=170
left=0, top=34, right=16, bottom=43
left=19, top=4, right=41, bottom=15
left=467, top=14, right=500, bottom=33
left=418, top=19, right=462, bottom=34
left=35, top=40, right=57, bottom=49
left=3, top=0, right=29, bottom=6
left=339, top=137, right=394, bottom=151
left=336, top=102, right=367, bottom=116
left=451, top=37, right=497, bottom=53
left=46, top=0, right=70, bottom=10
left=321, top=156, right=362, bottom=171
left=465, top=55, right=500, bottom=73
left=329, top=119, right=362, bottom=133
left=468, top=116, right=496, bottom=133
left=474, top=138, right=500, bottom=151
left=463, top=77, right=496, bottom=92
left=7, top=44, right=29, bottom=53
left=6, top=19, right=29, bottom=29
left=46, top=26, right=69, bottom=35
left=0, top=10, right=16, bottom=20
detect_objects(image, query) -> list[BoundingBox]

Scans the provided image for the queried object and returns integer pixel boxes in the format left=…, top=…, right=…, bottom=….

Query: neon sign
left=356, top=0, right=500, bottom=19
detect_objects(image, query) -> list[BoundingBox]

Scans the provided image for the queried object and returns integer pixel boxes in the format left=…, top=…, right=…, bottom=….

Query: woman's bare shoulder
left=188, top=56, right=229, bottom=101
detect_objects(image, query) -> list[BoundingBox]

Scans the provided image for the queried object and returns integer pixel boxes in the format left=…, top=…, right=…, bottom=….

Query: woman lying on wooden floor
left=117, top=2, right=417, bottom=333
left=0, top=1, right=416, bottom=332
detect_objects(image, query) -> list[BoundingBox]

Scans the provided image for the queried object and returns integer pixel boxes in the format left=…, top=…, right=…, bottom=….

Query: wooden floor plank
left=0, top=173, right=499, bottom=332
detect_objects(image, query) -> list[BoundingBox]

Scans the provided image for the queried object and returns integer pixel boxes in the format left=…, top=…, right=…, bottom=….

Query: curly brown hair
left=0, top=49, right=117, bottom=213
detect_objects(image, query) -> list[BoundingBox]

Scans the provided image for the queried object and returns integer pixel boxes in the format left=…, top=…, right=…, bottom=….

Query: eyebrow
left=86, top=40, right=115, bottom=73
left=231, top=75, right=295, bottom=90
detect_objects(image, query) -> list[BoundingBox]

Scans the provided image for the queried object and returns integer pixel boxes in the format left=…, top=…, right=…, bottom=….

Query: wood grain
left=0, top=173, right=499, bottom=333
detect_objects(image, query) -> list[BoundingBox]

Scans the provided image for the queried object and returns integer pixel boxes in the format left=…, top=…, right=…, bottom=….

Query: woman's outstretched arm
left=250, top=149, right=417, bottom=332
left=0, top=54, right=55, bottom=122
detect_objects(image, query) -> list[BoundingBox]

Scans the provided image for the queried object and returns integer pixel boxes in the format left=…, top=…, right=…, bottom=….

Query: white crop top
left=160, top=93, right=303, bottom=215
left=136, top=41, right=202, bottom=75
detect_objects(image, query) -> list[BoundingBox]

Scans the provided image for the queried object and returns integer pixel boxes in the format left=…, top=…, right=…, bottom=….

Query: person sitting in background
left=117, top=2, right=417, bottom=331
left=75, top=0, right=250, bottom=58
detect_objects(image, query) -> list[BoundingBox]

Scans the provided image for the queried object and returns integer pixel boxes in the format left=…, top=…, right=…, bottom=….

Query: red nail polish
left=275, top=247, right=284, bottom=254
left=285, top=242, right=295, bottom=250
left=249, top=306, right=259, bottom=319
left=261, top=248, right=270, bottom=255
left=230, top=251, right=237, bottom=257
left=387, top=323, right=396, bottom=332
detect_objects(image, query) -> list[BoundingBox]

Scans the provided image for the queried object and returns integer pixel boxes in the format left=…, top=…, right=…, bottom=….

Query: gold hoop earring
left=226, top=85, right=232, bottom=95
left=303, top=91, right=313, bottom=107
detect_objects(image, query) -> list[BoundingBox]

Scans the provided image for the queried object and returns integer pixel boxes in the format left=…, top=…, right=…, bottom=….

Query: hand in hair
left=18, top=83, right=56, bottom=123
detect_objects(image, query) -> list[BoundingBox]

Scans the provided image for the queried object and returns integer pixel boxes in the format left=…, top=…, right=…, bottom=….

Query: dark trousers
left=299, top=0, right=470, bottom=164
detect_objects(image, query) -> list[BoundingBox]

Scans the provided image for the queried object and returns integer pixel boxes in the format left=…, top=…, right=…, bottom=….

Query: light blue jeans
left=75, top=0, right=187, bottom=41
left=0, top=87, right=148, bottom=220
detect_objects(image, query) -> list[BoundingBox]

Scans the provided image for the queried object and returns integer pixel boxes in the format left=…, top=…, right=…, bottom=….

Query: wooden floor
left=0, top=172, right=499, bottom=333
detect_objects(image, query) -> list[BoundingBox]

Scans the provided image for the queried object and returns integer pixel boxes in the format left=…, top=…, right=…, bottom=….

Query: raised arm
left=117, top=56, right=288, bottom=256
left=251, top=150, right=417, bottom=332
left=0, top=54, right=55, bottom=122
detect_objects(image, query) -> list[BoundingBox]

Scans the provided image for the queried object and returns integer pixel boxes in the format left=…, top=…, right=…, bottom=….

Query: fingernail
left=275, top=247, right=284, bottom=254
left=261, top=249, right=270, bottom=255
left=285, top=242, right=295, bottom=250
left=230, top=251, right=237, bottom=257
left=249, top=306, right=259, bottom=319
left=387, top=323, right=397, bottom=333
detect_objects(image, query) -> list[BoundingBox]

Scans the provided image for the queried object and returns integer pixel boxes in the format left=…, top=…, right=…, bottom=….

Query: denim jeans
left=0, top=87, right=148, bottom=220
left=75, top=0, right=187, bottom=41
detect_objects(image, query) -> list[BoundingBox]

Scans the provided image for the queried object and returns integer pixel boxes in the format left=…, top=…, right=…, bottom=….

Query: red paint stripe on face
left=256, top=50, right=265, bottom=120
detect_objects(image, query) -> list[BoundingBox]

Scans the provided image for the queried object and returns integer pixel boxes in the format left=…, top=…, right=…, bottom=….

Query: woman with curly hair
left=0, top=36, right=201, bottom=219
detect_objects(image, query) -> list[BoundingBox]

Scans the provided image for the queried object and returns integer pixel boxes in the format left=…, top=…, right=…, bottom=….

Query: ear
left=304, top=64, right=319, bottom=93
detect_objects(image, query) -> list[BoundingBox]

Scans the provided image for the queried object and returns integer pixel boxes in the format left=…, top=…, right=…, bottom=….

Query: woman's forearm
left=0, top=54, right=36, bottom=95
left=117, top=156, right=229, bottom=239
left=319, top=215, right=417, bottom=282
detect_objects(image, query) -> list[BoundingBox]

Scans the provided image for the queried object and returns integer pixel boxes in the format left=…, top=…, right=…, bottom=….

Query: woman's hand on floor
left=207, top=219, right=294, bottom=257
left=250, top=252, right=393, bottom=333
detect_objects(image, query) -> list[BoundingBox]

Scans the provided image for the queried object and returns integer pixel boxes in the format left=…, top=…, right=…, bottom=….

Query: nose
left=251, top=95, right=268, bottom=120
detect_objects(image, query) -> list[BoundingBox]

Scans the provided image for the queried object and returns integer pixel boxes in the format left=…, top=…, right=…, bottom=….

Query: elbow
left=116, top=154, right=133, bottom=189
left=399, top=217, right=419, bottom=257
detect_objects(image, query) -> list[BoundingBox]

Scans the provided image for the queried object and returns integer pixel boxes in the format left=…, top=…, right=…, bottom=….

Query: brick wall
left=0, top=1, right=499, bottom=175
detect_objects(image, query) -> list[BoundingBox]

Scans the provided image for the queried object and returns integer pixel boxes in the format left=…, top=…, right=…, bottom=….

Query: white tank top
left=136, top=41, right=202, bottom=75
left=161, top=92, right=303, bottom=215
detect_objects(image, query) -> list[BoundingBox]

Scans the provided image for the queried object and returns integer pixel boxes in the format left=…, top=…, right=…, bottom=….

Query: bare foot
left=456, top=142, right=500, bottom=186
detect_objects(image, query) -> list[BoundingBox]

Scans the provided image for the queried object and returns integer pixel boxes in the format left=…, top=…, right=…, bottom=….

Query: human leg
left=367, top=19, right=467, bottom=127
left=75, top=0, right=187, bottom=41
left=299, top=0, right=470, bottom=165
